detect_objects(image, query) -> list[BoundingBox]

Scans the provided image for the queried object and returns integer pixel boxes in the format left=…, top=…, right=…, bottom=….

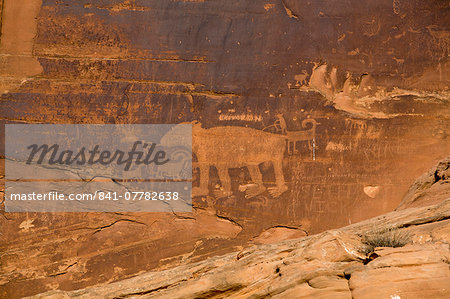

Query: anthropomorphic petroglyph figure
left=275, top=113, right=288, bottom=134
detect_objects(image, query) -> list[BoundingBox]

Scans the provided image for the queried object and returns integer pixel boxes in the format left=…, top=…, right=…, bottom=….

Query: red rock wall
left=0, top=0, right=449, bottom=297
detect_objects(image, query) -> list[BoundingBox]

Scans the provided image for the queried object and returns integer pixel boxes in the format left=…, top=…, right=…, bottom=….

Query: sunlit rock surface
left=0, top=1, right=448, bottom=297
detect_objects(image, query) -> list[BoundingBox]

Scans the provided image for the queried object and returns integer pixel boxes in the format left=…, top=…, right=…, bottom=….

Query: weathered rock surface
left=29, top=198, right=450, bottom=298
left=397, top=156, right=450, bottom=210
left=0, top=1, right=449, bottom=297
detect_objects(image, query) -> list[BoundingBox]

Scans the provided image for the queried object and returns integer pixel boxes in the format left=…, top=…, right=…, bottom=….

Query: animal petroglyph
left=294, top=70, right=309, bottom=86
left=274, top=115, right=318, bottom=155
left=191, top=122, right=287, bottom=198
left=265, top=114, right=317, bottom=156
left=162, top=117, right=317, bottom=199
left=285, top=119, right=317, bottom=156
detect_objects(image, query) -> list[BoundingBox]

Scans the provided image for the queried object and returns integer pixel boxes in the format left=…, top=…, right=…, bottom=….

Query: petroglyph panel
left=0, top=0, right=449, bottom=297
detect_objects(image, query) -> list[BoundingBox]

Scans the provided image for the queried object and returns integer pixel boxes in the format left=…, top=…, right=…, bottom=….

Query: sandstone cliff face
left=0, top=1, right=449, bottom=297
left=29, top=198, right=450, bottom=298
left=397, top=156, right=450, bottom=210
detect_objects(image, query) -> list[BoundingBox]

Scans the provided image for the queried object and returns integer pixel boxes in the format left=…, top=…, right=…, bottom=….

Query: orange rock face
left=0, top=0, right=449, bottom=297
left=28, top=198, right=450, bottom=299
left=397, top=157, right=450, bottom=210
